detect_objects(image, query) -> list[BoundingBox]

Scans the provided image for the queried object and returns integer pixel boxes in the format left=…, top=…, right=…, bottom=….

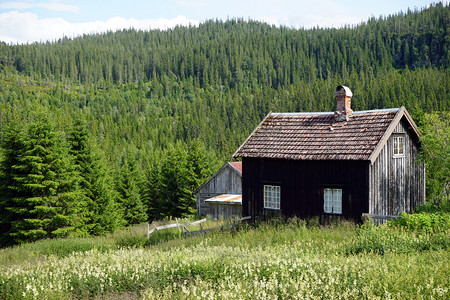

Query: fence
left=361, top=213, right=401, bottom=225
left=361, top=213, right=402, bottom=220
left=147, top=216, right=251, bottom=240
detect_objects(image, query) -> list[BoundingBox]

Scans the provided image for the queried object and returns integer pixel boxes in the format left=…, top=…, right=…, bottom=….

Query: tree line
left=0, top=115, right=214, bottom=246
left=0, top=3, right=448, bottom=86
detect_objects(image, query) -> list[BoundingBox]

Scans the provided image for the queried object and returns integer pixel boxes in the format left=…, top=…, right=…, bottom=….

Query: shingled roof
left=232, top=106, right=420, bottom=162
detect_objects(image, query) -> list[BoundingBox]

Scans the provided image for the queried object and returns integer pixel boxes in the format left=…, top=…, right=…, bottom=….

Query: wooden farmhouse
left=196, top=162, right=242, bottom=217
left=233, top=85, right=425, bottom=222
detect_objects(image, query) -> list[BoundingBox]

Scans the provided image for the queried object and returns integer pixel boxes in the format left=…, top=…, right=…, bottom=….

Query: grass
left=0, top=223, right=149, bottom=267
left=0, top=217, right=449, bottom=299
left=0, top=218, right=225, bottom=267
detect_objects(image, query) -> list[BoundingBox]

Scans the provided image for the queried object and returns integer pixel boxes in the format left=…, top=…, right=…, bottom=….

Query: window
left=393, top=136, right=404, bottom=157
left=264, top=185, right=280, bottom=210
left=324, top=188, right=342, bottom=214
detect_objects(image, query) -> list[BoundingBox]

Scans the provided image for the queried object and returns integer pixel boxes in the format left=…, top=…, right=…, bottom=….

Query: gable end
left=368, top=106, right=421, bottom=164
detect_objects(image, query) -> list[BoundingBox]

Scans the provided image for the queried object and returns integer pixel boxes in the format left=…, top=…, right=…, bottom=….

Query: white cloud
left=256, top=0, right=365, bottom=29
left=0, top=11, right=200, bottom=44
left=0, top=1, right=80, bottom=13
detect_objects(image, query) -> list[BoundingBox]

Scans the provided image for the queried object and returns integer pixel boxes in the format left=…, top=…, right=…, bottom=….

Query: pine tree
left=0, top=115, right=87, bottom=244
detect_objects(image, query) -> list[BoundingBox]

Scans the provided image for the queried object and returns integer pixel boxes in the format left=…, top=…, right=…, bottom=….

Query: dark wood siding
left=369, top=118, right=425, bottom=215
left=242, top=158, right=369, bottom=222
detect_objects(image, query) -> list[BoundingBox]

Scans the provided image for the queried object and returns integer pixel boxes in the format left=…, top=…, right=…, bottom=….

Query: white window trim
left=324, top=188, right=342, bottom=214
left=393, top=135, right=405, bottom=158
left=264, top=185, right=280, bottom=210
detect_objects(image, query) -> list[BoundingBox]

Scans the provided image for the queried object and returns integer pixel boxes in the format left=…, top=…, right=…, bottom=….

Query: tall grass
left=0, top=218, right=448, bottom=299
left=0, top=218, right=226, bottom=267
left=0, top=223, right=150, bottom=267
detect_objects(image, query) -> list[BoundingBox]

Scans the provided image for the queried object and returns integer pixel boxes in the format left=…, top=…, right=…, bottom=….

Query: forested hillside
left=0, top=3, right=448, bottom=245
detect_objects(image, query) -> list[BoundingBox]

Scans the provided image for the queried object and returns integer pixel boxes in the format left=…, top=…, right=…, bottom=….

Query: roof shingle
left=233, top=108, right=400, bottom=161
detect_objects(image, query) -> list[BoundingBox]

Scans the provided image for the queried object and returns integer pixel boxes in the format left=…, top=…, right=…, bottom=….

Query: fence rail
left=147, top=216, right=251, bottom=240
left=362, top=213, right=402, bottom=221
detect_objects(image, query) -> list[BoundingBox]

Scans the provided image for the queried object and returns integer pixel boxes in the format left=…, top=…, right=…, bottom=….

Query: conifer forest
left=0, top=3, right=448, bottom=245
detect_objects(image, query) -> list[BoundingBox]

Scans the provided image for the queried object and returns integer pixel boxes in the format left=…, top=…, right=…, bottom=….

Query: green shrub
left=346, top=220, right=449, bottom=255
left=414, top=196, right=450, bottom=213
left=388, top=212, right=450, bottom=233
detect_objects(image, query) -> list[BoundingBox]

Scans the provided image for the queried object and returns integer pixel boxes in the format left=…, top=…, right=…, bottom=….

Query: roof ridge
left=270, top=108, right=400, bottom=116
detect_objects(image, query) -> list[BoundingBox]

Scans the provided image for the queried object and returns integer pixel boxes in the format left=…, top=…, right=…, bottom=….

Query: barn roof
left=232, top=106, right=420, bottom=163
left=228, top=161, right=242, bottom=175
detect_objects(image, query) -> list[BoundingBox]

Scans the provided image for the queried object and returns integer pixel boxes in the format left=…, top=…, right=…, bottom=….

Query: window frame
left=264, top=185, right=281, bottom=210
left=393, top=135, right=405, bottom=157
left=323, top=188, right=342, bottom=214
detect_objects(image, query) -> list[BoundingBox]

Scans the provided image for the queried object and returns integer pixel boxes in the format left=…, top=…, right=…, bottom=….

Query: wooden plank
left=233, top=216, right=251, bottom=222
left=362, top=213, right=401, bottom=220
left=182, top=224, right=190, bottom=233
left=155, top=223, right=179, bottom=230
left=190, top=218, right=207, bottom=225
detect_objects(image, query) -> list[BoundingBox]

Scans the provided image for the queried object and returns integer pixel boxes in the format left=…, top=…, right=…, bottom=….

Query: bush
left=346, top=220, right=449, bottom=255
left=388, top=212, right=450, bottom=233
left=414, top=196, right=450, bottom=214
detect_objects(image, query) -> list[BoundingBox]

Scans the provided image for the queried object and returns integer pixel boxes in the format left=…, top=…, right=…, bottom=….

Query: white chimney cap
left=335, top=85, right=353, bottom=97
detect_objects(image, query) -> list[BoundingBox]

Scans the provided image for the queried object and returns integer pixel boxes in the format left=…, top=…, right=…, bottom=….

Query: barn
left=232, top=85, right=425, bottom=222
left=195, top=161, right=242, bottom=216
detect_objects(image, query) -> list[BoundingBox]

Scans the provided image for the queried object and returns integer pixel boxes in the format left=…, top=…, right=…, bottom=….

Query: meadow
left=0, top=216, right=448, bottom=299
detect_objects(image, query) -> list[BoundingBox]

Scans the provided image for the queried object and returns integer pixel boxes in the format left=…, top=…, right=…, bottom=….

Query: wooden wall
left=208, top=203, right=242, bottom=220
left=369, top=117, right=425, bottom=215
left=196, top=165, right=242, bottom=215
left=242, top=158, right=369, bottom=222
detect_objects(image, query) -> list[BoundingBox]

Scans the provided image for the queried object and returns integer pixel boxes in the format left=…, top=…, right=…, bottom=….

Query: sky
left=0, top=0, right=445, bottom=44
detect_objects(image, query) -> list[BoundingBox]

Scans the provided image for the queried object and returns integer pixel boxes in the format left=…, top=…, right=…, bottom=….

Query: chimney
left=334, top=85, right=353, bottom=122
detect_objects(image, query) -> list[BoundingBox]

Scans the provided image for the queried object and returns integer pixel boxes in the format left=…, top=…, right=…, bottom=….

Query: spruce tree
left=68, top=119, right=124, bottom=234
left=186, top=139, right=212, bottom=193
left=1, top=115, right=86, bottom=244
left=117, top=151, right=147, bottom=225
left=142, top=160, right=162, bottom=221
left=159, top=145, right=193, bottom=217
left=0, top=122, right=25, bottom=246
